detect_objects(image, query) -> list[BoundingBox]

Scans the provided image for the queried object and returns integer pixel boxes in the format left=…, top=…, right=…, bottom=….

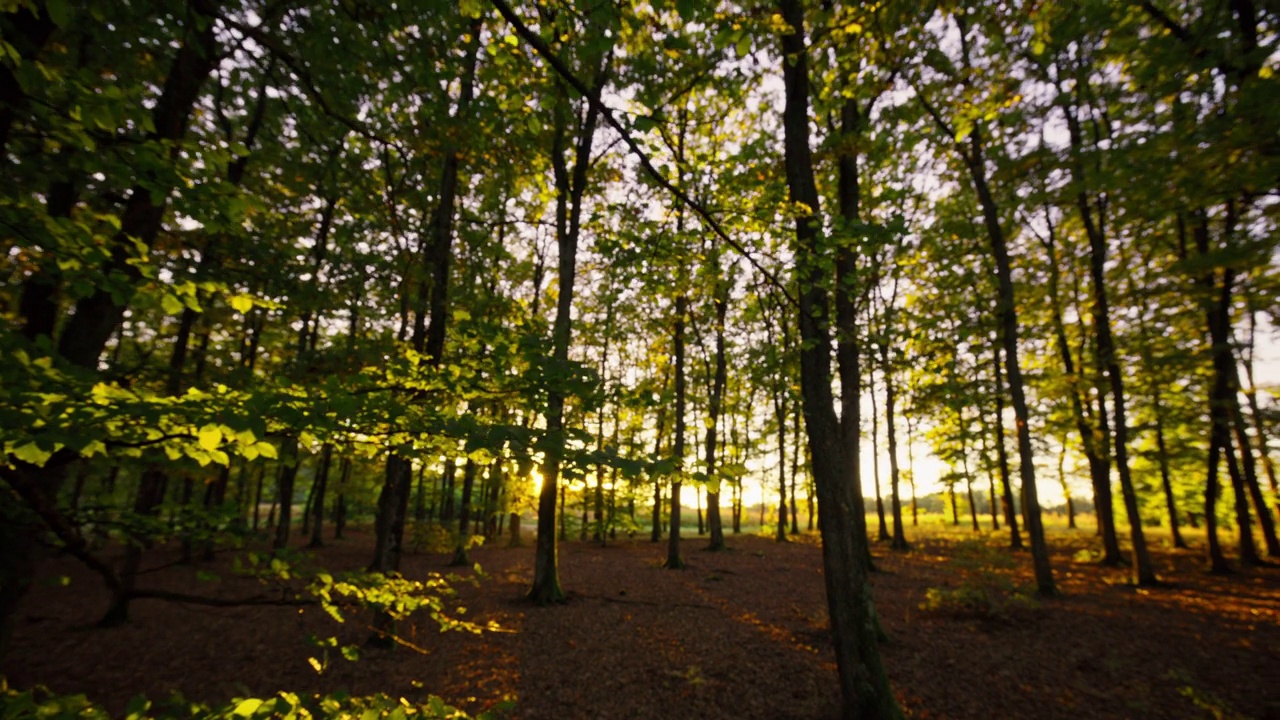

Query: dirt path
left=5, top=529, right=1278, bottom=719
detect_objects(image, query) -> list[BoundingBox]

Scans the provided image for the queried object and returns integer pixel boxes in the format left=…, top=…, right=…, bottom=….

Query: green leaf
left=459, top=0, right=484, bottom=18
left=232, top=698, right=263, bottom=717
left=161, top=294, right=184, bottom=315
left=45, top=0, right=72, bottom=26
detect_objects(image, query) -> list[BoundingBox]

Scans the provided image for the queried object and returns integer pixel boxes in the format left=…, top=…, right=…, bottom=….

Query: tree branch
left=489, top=0, right=795, bottom=307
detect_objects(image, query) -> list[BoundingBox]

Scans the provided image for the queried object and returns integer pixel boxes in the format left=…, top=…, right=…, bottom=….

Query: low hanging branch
left=488, top=0, right=796, bottom=306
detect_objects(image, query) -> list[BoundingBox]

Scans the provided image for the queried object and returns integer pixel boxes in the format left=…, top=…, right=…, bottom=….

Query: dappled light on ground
left=5, top=526, right=1277, bottom=719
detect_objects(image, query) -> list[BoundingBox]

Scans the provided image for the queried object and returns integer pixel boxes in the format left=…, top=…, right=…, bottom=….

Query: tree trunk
left=869, top=368, right=889, bottom=542
left=1240, top=304, right=1280, bottom=528
left=880, top=343, right=908, bottom=550
left=1038, top=216, right=1118, bottom=562
left=773, top=383, right=789, bottom=544
left=964, top=122, right=1053, bottom=594
left=99, top=467, right=167, bottom=627
left=666, top=294, right=688, bottom=568
left=371, top=23, right=483, bottom=624
left=451, top=460, right=478, bottom=566
left=778, top=2, right=901, bottom=714
left=706, top=278, right=729, bottom=551
left=992, top=342, right=1022, bottom=550
left=308, top=444, right=332, bottom=549
left=1064, top=90, right=1157, bottom=585
left=530, top=52, right=610, bottom=604
left=273, top=441, right=300, bottom=550
left=790, top=406, right=802, bottom=535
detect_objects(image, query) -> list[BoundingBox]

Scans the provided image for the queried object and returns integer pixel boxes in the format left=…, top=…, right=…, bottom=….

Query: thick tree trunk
left=778, top=2, right=901, bottom=715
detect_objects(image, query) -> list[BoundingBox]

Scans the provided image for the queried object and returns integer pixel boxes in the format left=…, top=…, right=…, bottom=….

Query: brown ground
left=5, top=526, right=1279, bottom=720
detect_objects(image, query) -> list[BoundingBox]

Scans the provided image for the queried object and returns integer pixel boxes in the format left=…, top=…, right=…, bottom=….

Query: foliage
left=0, top=679, right=511, bottom=720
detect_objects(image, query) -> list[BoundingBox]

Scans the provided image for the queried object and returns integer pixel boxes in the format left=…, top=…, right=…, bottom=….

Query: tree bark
left=530, top=50, right=611, bottom=604
left=666, top=294, right=688, bottom=568
left=706, top=275, right=730, bottom=551
left=778, top=1, right=901, bottom=715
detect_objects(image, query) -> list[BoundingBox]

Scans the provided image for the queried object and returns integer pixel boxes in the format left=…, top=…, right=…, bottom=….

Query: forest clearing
left=5, top=521, right=1278, bottom=720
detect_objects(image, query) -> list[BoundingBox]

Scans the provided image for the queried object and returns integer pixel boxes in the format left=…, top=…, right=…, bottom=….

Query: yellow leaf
left=229, top=294, right=254, bottom=313
left=197, top=425, right=221, bottom=451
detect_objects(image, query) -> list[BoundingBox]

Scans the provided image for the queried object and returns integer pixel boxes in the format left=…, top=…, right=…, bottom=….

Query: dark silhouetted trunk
left=530, top=49, right=611, bottom=604
left=308, top=444, right=332, bottom=549
left=778, top=1, right=901, bottom=714
left=1037, top=213, right=1117, bottom=562
left=451, top=460, right=478, bottom=566
left=706, top=276, right=729, bottom=550
left=666, top=293, right=688, bottom=568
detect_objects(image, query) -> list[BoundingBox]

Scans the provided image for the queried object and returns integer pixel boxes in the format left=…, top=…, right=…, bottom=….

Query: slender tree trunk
left=790, top=406, right=801, bottom=535
left=834, top=81, right=874, bottom=571
left=907, top=419, right=918, bottom=527
left=1227, top=364, right=1280, bottom=556
left=880, top=343, right=908, bottom=550
left=308, top=444, right=332, bottom=549
left=992, top=341, right=1022, bottom=550
left=1058, top=446, right=1076, bottom=530
left=773, top=384, right=789, bottom=544
left=980, top=431, right=1000, bottom=531
left=451, top=460, right=478, bottom=566
left=530, top=53, right=610, bottom=604
left=334, top=457, right=350, bottom=540
left=962, top=448, right=979, bottom=533
left=1205, top=425, right=1233, bottom=573
left=274, top=442, right=300, bottom=550
left=440, top=460, right=457, bottom=522
left=705, top=276, right=729, bottom=550
left=962, top=120, right=1053, bottom=593
left=99, top=467, right=168, bottom=627
left=1039, top=218, right=1118, bottom=561
left=1151, top=383, right=1187, bottom=548
left=1240, top=305, right=1280, bottom=528
left=1195, top=210, right=1260, bottom=567
left=666, top=293, right=688, bottom=568
left=1064, top=96, right=1156, bottom=585
left=705, top=284, right=728, bottom=549
left=870, top=370, right=889, bottom=542
left=371, top=26, right=483, bottom=631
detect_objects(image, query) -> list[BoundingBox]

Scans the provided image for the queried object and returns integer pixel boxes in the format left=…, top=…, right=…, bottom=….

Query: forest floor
left=5, top=522, right=1279, bottom=720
